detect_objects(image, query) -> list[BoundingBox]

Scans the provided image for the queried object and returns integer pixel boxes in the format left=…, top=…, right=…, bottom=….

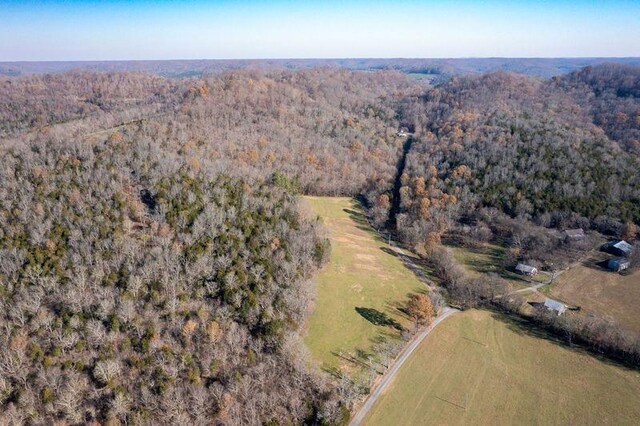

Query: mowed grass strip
left=548, top=252, right=640, bottom=334
left=363, top=309, right=640, bottom=426
left=302, top=197, right=424, bottom=376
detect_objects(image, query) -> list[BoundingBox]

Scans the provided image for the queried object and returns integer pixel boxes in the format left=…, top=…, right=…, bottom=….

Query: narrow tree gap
left=387, top=135, right=413, bottom=230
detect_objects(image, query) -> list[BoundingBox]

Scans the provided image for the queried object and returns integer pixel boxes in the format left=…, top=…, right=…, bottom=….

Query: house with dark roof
left=607, top=257, right=630, bottom=272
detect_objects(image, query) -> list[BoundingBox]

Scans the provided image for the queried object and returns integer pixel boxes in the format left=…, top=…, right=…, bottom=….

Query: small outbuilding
left=543, top=298, right=567, bottom=316
left=607, top=257, right=630, bottom=272
left=515, top=263, right=538, bottom=276
left=564, top=228, right=585, bottom=240
left=603, top=240, right=634, bottom=257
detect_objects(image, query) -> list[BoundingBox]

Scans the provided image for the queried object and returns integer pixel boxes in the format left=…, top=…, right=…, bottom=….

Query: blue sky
left=1, top=0, right=639, bottom=61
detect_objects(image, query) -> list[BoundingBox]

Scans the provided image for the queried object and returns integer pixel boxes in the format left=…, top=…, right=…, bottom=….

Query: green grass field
left=449, top=243, right=551, bottom=286
left=363, top=309, right=640, bottom=425
left=302, top=197, right=425, bottom=377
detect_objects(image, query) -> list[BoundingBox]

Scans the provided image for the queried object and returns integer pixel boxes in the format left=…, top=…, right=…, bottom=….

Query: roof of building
left=613, top=240, right=634, bottom=253
left=544, top=298, right=566, bottom=312
left=515, top=263, right=537, bottom=273
left=564, top=228, right=585, bottom=238
left=608, top=257, right=630, bottom=265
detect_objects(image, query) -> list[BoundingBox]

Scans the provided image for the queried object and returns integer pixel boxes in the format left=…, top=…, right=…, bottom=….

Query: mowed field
left=302, top=197, right=425, bottom=376
left=363, top=310, right=640, bottom=426
left=548, top=252, right=640, bottom=333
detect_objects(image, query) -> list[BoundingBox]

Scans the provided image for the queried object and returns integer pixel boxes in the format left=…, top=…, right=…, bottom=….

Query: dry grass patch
left=363, top=309, right=640, bottom=426
left=302, top=197, right=426, bottom=378
left=547, top=251, right=640, bottom=333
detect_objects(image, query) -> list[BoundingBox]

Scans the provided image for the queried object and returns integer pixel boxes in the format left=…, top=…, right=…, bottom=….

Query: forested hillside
left=0, top=133, right=341, bottom=424
left=1, top=69, right=416, bottom=195
left=555, top=64, right=640, bottom=154
left=0, top=72, right=184, bottom=137
left=1, top=63, right=640, bottom=424
left=0, top=67, right=416, bottom=424
left=136, top=69, right=415, bottom=195
left=391, top=68, right=640, bottom=250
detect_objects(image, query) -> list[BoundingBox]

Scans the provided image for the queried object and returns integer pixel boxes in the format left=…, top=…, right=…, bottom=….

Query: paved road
left=349, top=306, right=459, bottom=426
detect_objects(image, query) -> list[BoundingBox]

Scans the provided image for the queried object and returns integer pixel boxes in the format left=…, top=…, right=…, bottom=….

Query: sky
left=1, top=0, right=639, bottom=61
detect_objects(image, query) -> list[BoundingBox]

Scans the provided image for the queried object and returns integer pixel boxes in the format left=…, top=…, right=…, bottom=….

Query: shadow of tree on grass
left=356, top=307, right=404, bottom=331
left=491, top=311, right=639, bottom=372
left=342, top=207, right=384, bottom=236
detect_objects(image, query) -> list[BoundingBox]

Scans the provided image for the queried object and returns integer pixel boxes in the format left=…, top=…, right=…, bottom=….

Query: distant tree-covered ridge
left=1, top=68, right=418, bottom=197
left=0, top=71, right=183, bottom=136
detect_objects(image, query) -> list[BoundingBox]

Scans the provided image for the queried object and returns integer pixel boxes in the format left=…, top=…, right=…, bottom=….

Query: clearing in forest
left=302, top=197, right=425, bottom=377
left=362, top=309, right=640, bottom=426
left=448, top=243, right=551, bottom=286
left=546, top=251, right=640, bottom=334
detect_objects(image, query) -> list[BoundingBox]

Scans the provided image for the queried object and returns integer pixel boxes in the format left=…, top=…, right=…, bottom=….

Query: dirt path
left=509, top=261, right=578, bottom=296
left=388, top=240, right=436, bottom=288
left=349, top=306, right=459, bottom=426
left=510, top=280, right=549, bottom=295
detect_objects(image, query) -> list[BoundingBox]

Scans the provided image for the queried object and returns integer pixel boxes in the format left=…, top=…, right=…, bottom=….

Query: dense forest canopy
left=553, top=64, right=640, bottom=154
left=0, top=71, right=183, bottom=137
left=0, top=132, right=339, bottom=424
left=1, top=63, right=639, bottom=424
left=162, top=68, right=416, bottom=196
left=390, top=66, right=640, bottom=249
left=1, top=68, right=417, bottom=196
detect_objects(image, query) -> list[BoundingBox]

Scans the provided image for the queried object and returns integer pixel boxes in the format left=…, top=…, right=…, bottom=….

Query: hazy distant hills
left=2, top=57, right=640, bottom=79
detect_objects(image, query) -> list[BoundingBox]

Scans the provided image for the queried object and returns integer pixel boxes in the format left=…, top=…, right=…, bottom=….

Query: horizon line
left=3, top=56, right=640, bottom=64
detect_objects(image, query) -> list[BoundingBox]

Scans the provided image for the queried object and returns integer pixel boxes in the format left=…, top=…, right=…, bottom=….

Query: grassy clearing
left=547, top=251, right=640, bottom=333
left=302, top=197, right=425, bottom=377
left=448, top=243, right=551, bottom=286
left=406, top=73, right=437, bottom=85
left=363, top=309, right=640, bottom=426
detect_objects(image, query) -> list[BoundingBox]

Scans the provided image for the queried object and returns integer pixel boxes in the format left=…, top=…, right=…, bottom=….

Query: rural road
left=350, top=216, right=459, bottom=425
left=349, top=306, right=459, bottom=426
left=509, top=268, right=563, bottom=295
left=510, top=280, right=549, bottom=295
